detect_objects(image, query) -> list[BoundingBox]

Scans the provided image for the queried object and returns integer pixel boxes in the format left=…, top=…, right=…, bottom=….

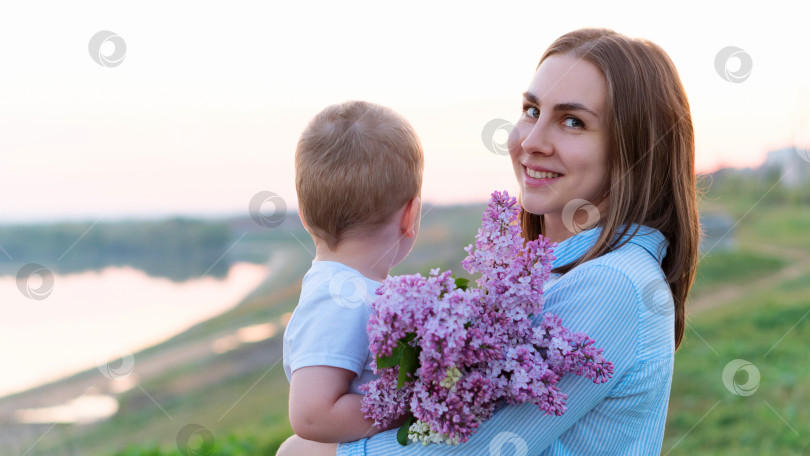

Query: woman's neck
left=542, top=199, right=607, bottom=243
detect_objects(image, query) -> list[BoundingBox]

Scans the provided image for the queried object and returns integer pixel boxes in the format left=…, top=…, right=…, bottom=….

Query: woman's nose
left=521, top=121, right=553, bottom=156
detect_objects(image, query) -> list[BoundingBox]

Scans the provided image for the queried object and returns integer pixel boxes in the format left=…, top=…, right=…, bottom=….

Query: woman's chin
left=520, top=200, right=553, bottom=217
left=517, top=190, right=552, bottom=214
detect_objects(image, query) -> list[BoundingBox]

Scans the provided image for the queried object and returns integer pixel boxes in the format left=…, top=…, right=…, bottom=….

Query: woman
left=281, top=27, right=700, bottom=455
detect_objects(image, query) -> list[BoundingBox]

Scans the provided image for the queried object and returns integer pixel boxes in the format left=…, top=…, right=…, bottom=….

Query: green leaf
left=396, top=416, right=416, bottom=446
left=397, top=343, right=420, bottom=389
left=376, top=346, right=402, bottom=369
left=454, top=277, right=470, bottom=290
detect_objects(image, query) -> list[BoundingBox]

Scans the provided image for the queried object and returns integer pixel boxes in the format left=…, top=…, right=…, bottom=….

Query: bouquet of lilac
left=360, top=190, right=614, bottom=446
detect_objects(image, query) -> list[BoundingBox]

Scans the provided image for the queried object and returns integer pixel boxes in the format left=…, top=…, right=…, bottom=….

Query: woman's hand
left=276, top=435, right=337, bottom=456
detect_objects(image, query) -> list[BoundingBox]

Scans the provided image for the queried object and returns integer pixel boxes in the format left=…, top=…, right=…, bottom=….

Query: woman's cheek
left=507, top=122, right=524, bottom=155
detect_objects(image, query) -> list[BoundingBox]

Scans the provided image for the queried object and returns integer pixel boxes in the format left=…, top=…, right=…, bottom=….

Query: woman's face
left=508, top=54, right=609, bottom=239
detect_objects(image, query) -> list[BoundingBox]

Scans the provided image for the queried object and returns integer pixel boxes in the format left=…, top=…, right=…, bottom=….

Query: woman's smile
left=522, top=164, right=563, bottom=187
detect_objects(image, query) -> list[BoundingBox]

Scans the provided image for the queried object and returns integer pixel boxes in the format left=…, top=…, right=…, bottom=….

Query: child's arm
left=288, top=366, right=381, bottom=443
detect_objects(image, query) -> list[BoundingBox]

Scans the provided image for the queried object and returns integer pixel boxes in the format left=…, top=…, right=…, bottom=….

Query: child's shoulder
left=298, top=260, right=381, bottom=312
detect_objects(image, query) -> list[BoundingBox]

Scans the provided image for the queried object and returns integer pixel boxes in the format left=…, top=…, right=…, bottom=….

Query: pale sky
left=0, top=0, right=807, bottom=222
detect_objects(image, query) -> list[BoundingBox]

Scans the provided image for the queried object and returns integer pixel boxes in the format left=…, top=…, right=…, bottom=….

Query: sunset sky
left=1, top=0, right=807, bottom=222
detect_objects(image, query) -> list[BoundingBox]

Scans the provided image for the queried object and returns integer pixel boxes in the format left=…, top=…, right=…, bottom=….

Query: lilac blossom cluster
left=360, top=190, right=614, bottom=445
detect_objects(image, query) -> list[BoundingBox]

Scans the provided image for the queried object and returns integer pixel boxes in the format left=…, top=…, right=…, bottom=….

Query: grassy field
left=663, top=278, right=810, bottom=454
left=662, top=194, right=810, bottom=455
left=5, top=183, right=810, bottom=455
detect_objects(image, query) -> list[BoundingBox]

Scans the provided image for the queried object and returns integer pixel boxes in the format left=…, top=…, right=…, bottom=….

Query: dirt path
left=689, top=244, right=809, bottom=314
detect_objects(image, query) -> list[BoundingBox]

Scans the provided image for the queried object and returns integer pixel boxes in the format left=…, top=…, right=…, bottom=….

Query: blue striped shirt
left=337, top=224, right=675, bottom=456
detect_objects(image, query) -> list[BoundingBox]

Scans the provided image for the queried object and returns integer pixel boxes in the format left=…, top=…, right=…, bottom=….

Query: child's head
left=295, top=100, right=424, bottom=251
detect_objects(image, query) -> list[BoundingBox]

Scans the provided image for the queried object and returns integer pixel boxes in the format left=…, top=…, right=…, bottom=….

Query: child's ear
left=400, top=196, right=421, bottom=239
left=298, top=208, right=309, bottom=232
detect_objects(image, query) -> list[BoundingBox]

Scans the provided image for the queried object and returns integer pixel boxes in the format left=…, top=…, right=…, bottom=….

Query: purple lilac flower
left=361, top=190, right=614, bottom=445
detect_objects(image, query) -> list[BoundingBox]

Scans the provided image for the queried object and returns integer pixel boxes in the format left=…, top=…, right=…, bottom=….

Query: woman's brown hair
left=519, top=28, right=701, bottom=350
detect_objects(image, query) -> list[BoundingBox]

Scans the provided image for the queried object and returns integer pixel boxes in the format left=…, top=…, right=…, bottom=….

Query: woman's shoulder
left=549, top=225, right=675, bottom=361
left=550, top=224, right=667, bottom=287
left=590, top=226, right=669, bottom=287
left=589, top=247, right=675, bottom=360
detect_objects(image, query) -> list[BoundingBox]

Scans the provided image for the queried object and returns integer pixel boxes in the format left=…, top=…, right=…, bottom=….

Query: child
left=281, top=100, right=425, bottom=446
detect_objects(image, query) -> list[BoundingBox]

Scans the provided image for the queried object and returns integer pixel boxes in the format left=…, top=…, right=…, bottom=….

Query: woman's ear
left=400, top=196, right=421, bottom=239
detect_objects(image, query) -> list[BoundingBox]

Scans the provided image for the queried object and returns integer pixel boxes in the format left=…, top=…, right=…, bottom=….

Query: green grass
left=690, top=249, right=787, bottom=296
left=663, top=178, right=810, bottom=454
left=663, top=280, right=810, bottom=454
left=738, top=205, right=810, bottom=250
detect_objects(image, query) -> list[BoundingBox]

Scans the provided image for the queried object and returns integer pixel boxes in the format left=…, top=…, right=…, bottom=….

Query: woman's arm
left=336, top=264, right=642, bottom=455
left=289, top=366, right=382, bottom=443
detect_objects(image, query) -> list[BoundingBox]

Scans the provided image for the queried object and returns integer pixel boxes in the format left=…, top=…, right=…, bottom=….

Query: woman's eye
left=523, top=105, right=540, bottom=119
left=563, top=116, right=585, bottom=129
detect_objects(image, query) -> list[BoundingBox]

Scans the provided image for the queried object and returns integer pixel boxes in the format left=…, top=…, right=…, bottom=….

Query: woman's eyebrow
left=522, top=91, right=599, bottom=119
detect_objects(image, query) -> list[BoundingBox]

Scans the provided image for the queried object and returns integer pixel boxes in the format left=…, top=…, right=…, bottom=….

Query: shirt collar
left=551, top=223, right=669, bottom=268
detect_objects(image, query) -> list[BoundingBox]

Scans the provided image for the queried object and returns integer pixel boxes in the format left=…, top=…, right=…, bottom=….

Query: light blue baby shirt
left=338, top=224, right=675, bottom=455
left=283, top=260, right=381, bottom=395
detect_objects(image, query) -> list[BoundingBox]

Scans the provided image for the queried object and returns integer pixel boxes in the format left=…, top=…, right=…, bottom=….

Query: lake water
left=0, top=262, right=268, bottom=399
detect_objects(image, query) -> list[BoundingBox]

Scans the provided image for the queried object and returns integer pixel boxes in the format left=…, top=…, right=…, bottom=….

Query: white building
left=760, top=147, right=810, bottom=189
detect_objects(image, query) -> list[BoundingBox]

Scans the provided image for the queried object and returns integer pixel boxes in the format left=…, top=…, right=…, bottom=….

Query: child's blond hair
left=295, top=100, right=424, bottom=249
